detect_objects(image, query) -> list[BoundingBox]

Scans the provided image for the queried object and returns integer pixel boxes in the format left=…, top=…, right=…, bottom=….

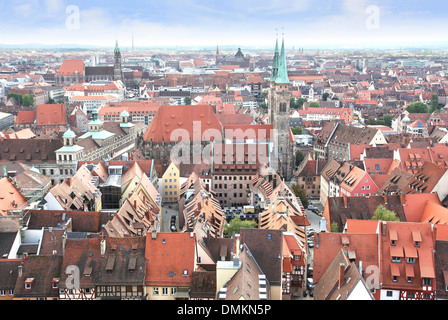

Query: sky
left=0, top=0, right=447, bottom=49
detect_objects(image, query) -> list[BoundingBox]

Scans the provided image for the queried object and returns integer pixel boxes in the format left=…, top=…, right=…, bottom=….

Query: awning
left=391, top=263, right=400, bottom=277
left=390, top=246, right=404, bottom=258
left=405, top=264, right=415, bottom=278
left=404, top=246, right=418, bottom=259
left=389, top=229, right=398, bottom=241
left=412, top=231, right=422, bottom=243
left=419, top=259, right=435, bottom=278
left=174, top=287, right=190, bottom=299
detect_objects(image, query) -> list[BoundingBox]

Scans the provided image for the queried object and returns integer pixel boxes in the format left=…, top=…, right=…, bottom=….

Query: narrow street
left=160, top=202, right=180, bottom=233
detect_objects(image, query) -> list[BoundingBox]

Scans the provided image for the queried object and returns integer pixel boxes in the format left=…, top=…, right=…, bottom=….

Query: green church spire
left=114, top=40, right=120, bottom=54
left=275, top=36, right=290, bottom=84
left=270, top=37, right=279, bottom=82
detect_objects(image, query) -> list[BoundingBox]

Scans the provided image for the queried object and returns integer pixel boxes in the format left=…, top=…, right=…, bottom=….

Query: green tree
left=21, top=94, right=34, bottom=107
left=7, top=92, right=23, bottom=105
left=295, top=97, right=307, bottom=109
left=224, top=217, right=257, bottom=238
left=291, top=183, right=309, bottom=208
left=383, top=114, right=393, bottom=128
left=259, top=101, right=267, bottom=109
left=322, top=92, right=330, bottom=101
left=184, top=97, right=192, bottom=105
left=371, top=205, right=400, bottom=221
left=430, top=94, right=439, bottom=112
left=308, top=101, right=320, bottom=108
left=331, top=222, right=339, bottom=232
left=291, top=126, right=302, bottom=135
left=295, top=149, right=305, bottom=167
left=405, top=101, right=429, bottom=113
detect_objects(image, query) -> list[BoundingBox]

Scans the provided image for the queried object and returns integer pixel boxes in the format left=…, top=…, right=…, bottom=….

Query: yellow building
left=162, top=162, right=180, bottom=203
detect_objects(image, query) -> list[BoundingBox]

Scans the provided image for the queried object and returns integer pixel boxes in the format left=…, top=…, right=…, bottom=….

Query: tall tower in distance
left=268, top=35, right=295, bottom=181
left=114, top=40, right=123, bottom=81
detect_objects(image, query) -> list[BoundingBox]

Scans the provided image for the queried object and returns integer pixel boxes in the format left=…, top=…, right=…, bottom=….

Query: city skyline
left=1, top=0, right=447, bottom=50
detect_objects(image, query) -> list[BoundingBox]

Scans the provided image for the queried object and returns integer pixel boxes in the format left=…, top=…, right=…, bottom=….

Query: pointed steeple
left=275, top=35, right=290, bottom=84
left=270, top=37, right=280, bottom=82
left=114, top=40, right=120, bottom=54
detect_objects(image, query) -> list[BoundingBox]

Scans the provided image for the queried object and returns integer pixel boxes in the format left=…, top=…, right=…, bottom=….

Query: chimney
left=359, top=260, right=363, bottom=276
left=382, top=221, right=387, bottom=237
left=343, top=195, right=348, bottom=208
left=151, top=229, right=157, bottom=240
left=384, top=194, right=388, bottom=205
left=133, top=200, right=137, bottom=209
left=338, top=263, right=345, bottom=289
left=67, top=177, right=72, bottom=186
left=18, top=265, right=23, bottom=278
left=100, top=237, right=106, bottom=257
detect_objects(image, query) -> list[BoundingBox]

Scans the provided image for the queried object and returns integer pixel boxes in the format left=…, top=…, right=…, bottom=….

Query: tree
left=224, top=217, right=257, bottom=238
left=308, top=101, right=320, bottom=108
left=331, top=222, right=339, bottom=232
left=21, top=94, right=34, bottom=107
left=322, top=92, right=330, bottom=101
left=7, top=92, right=23, bottom=105
left=291, top=126, right=302, bottom=135
left=383, top=114, right=393, bottom=128
left=295, top=97, right=307, bottom=109
left=371, top=204, right=400, bottom=221
left=405, top=101, right=429, bottom=114
left=184, top=97, right=192, bottom=105
left=295, top=149, right=305, bottom=167
left=430, top=94, right=439, bottom=112
left=291, top=183, right=308, bottom=208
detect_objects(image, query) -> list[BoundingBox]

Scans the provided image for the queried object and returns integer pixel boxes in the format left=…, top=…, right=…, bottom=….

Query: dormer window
left=391, top=240, right=396, bottom=246
left=25, top=278, right=34, bottom=290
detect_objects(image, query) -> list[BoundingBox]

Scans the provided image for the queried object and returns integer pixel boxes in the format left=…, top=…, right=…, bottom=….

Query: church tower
left=114, top=40, right=123, bottom=81
left=268, top=36, right=295, bottom=181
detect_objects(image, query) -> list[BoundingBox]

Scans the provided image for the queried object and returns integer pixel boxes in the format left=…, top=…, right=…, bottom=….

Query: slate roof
left=0, top=259, right=23, bottom=291
left=239, top=228, right=283, bottom=286
left=13, top=255, right=63, bottom=298
left=0, top=139, right=63, bottom=162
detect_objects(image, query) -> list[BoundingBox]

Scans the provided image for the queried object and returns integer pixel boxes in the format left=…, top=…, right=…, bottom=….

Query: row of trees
left=7, top=92, right=34, bottom=107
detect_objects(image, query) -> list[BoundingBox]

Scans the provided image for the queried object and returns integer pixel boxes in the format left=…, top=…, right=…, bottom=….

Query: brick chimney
left=343, top=195, right=348, bottom=208
left=338, top=263, right=345, bottom=289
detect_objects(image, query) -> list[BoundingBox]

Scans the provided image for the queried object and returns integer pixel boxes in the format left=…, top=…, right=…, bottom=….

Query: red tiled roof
left=142, top=105, right=222, bottom=143
left=36, top=104, right=66, bottom=126
left=145, top=233, right=196, bottom=286
left=57, top=59, right=85, bottom=76
left=15, top=110, right=36, bottom=124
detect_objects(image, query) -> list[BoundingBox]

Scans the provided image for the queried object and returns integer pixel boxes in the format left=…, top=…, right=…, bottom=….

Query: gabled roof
left=314, top=249, right=373, bottom=300
left=313, top=232, right=379, bottom=286
left=0, top=178, right=27, bottom=216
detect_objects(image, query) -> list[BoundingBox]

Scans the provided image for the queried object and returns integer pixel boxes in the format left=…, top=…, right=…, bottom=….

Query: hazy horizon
left=1, top=0, right=447, bottom=50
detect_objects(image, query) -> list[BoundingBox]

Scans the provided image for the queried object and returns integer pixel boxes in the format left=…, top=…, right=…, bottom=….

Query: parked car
left=307, top=205, right=317, bottom=211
